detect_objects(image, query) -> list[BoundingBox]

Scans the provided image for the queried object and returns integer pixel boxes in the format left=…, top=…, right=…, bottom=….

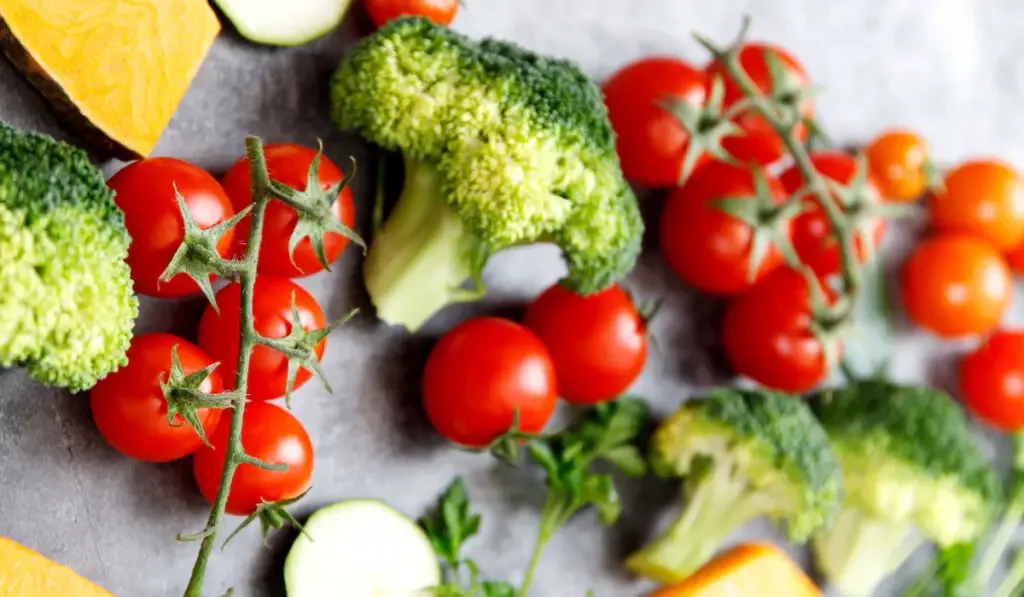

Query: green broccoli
left=0, top=123, right=137, bottom=391
left=807, top=379, right=1000, bottom=597
left=330, top=17, right=643, bottom=330
left=625, top=388, right=844, bottom=584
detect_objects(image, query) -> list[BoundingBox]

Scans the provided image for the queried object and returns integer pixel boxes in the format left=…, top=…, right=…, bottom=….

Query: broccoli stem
left=362, top=154, right=482, bottom=331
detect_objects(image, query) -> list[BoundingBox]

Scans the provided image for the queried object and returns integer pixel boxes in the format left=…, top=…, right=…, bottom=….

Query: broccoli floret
left=625, top=388, right=844, bottom=584
left=330, top=17, right=643, bottom=330
left=808, top=379, right=1000, bottom=597
left=0, top=123, right=137, bottom=390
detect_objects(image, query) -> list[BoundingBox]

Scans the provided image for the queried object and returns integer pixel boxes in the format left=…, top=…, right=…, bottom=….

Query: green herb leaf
left=480, top=581, right=517, bottom=597
left=419, top=477, right=481, bottom=567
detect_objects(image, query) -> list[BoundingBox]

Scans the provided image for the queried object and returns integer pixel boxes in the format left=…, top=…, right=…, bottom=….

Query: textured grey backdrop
left=1, top=1, right=1023, bottom=595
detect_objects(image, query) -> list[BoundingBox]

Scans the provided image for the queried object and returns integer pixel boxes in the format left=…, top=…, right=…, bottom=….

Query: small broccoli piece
left=330, top=17, right=643, bottom=330
left=625, top=388, right=844, bottom=584
left=0, top=123, right=137, bottom=390
left=808, top=379, right=1000, bottom=597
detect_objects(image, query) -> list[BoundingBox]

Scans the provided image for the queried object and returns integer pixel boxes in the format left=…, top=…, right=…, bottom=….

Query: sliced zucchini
left=213, top=0, right=352, bottom=47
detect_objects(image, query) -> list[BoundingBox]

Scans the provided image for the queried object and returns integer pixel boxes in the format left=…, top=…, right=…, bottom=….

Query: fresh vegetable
left=0, top=123, right=137, bottom=391
left=0, top=1, right=219, bottom=159
left=220, top=143, right=361, bottom=279
left=626, top=388, right=843, bottom=584
left=284, top=499, right=440, bottom=596
left=930, top=159, right=1024, bottom=251
left=659, top=161, right=790, bottom=295
left=1007, top=242, right=1024, bottom=275
left=213, top=0, right=353, bottom=47
left=0, top=537, right=115, bottom=596
left=422, top=317, right=557, bottom=448
left=90, top=333, right=223, bottom=463
left=198, top=277, right=328, bottom=402
left=900, top=233, right=1012, bottom=338
left=865, top=129, right=932, bottom=202
left=960, top=330, right=1024, bottom=431
left=330, top=17, right=644, bottom=330
left=524, top=282, right=647, bottom=405
left=645, top=543, right=819, bottom=597
left=806, top=379, right=999, bottom=597
left=364, top=0, right=460, bottom=27
left=107, top=157, right=236, bottom=298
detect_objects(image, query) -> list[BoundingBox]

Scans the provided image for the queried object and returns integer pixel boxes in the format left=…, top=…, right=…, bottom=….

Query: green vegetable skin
left=0, top=123, right=137, bottom=390
left=330, top=17, right=644, bottom=330
left=214, top=0, right=353, bottom=47
left=626, top=388, right=844, bottom=584
left=807, top=379, right=999, bottom=597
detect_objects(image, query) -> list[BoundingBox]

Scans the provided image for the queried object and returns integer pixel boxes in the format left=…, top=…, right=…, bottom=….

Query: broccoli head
left=330, top=17, right=643, bottom=330
left=807, top=379, right=1000, bottom=597
left=0, top=123, right=137, bottom=390
left=625, top=388, right=843, bottom=584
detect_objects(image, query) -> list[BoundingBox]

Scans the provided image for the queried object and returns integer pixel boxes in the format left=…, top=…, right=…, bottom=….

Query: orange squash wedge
left=647, top=543, right=820, bottom=597
left=0, top=537, right=115, bottom=597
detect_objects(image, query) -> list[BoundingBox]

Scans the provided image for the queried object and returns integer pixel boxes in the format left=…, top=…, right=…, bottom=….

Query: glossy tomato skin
left=602, top=57, right=708, bottom=187
left=90, top=334, right=223, bottom=462
left=780, top=151, right=887, bottom=276
left=930, top=160, right=1024, bottom=251
left=192, top=401, right=313, bottom=516
left=721, top=267, right=836, bottom=393
left=866, top=129, right=929, bottom=202
left=1007, top=243, right=1024, bottom=275
left=198, top=278, right=326, bottom=401
left=660, top=161, right=788, bottom=294
left=901, top=233, right=1012, bottom=338
left=705, top=43, right=811, bottom=165
left=365, top=0, right=459, bottom=27
left=422, top=317, right=557, bottom=448
left=108, top=158, right=235, bottom=298
left=524, top=283, right=647, bottom=405
left=960, top=330, right=1024, bottom=431
left=221, top=144, right=357, bottom=278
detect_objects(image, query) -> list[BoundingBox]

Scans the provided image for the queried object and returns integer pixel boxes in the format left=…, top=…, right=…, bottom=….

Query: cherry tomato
left=192, top=401, right=313, bottom=516
left=198, top=278, right=327, bottom=401
left=1007, top=243, right=1024, bottom=275
left=90, top=334, right=223, bottom=463
left=221, top=144, right=357, bottom=278
left=929, top=159, right=1024, bottom=251
left=602, top=57, right=708, bottom=187
left=721, top=267, right=837, bottom=393
left=865, top=129, right=930, bottom=202
left=960, top=330, right=1024, bottom=431
left=422, top=317, right=557, bottom=448
left=900, top=233, right=1012, bottom=338
left=107, top=158, right=235, bottom=298
left=524, top=283, right=647, bottom=405
left=365, top=0, right=458, bottom=27
left=660, top=161, right=788, bottom=295
left=704, top=42, right=812, bottom=165
left=780, top=151, right=887, bottom=276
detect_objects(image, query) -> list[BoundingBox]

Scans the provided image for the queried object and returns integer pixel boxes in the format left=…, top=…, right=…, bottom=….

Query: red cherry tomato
left=602, top=57, right=708, bottom=187
left=929, top=159, right=1024, bottom=252
left=779, top=151, right=887, bottom=276
left=221, top=144, right=357, bottom=278
left=364, top=0, right=459, bottom=27
left=107, top=158, right=235, bottom=297
left=90, top=334, right=223, bottom=462
left=960, top=330, right=1024, bottom=431
left=198, top=278, right=327, bottom=401
left=660, top=161, right=788, bottom=295
left=192, top=401, right=313, bottom=516
left=704, top=42, right=812, bottom=165
left=422, top=317, right=557, bottom=448
left=865, top=129, right=930, bottom=202
left=524, top=283, right=647, bottom=405
left=721, top=267, right=837, bottom=393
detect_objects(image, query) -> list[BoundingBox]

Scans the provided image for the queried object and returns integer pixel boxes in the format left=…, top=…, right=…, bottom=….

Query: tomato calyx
left=159, top=345, right=234, bottom=448
left=221, top=488, right=312, bottom=548
left=657, top=75, right=743, bottom=184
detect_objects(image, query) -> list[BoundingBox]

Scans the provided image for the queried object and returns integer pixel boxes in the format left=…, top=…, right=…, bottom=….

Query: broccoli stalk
left=972, top=433, right=1024, bottom=597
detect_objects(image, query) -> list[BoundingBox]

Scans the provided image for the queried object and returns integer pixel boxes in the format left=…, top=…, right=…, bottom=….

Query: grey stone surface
left=1, top=1, right=1023, bottom=595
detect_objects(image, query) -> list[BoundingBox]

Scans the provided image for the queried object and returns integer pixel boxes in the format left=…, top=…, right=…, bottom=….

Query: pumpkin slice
left=0, top=537, right=115, bottom=597
left=0, top=0, right=220, bottom=159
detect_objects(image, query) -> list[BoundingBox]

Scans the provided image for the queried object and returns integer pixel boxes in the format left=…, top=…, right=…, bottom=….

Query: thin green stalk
left=518, top=494, right=566, bottom=597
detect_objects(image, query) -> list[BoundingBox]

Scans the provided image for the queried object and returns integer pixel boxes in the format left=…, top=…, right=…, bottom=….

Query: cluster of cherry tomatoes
left=89, top=144, right=358, bottom=516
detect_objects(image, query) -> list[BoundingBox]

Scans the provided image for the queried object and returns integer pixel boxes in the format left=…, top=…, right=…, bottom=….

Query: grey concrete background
left=1, top=0, right=1023, bottom=595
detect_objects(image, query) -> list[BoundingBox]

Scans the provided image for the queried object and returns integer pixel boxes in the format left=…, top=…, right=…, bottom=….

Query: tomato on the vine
left=602, top=57, right=708, bottom=187
left=929, top=159, right=1024, bottom=251
left=198, top=277, right=327, bottom=401
left=107, top=158, right=235, bottom=298
left=721, top=267, right=837, bottom=393
left=221, top=143, right=357, bottom=278
left=660, top=161, right=788, bottom=295
left=524, top=283, right=647, bottom=405
left=865, top=129, right=930, bottom=202
left=704, top=42, right=812, bottom=165
left=90, top=334, right=223, bottom=463
left=192, top=401, right=313, bottom=516
left=780, top=151, right=886, bottom=276
left=422, top=317, right=557, bottom=448
left=1007, top=243, right=1024, bottom=276
left=960, top=330, right=1024, bottom=431
left=900, top=233, right=1012, bottom=338
left=364, top=0, right=459, bottom=27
